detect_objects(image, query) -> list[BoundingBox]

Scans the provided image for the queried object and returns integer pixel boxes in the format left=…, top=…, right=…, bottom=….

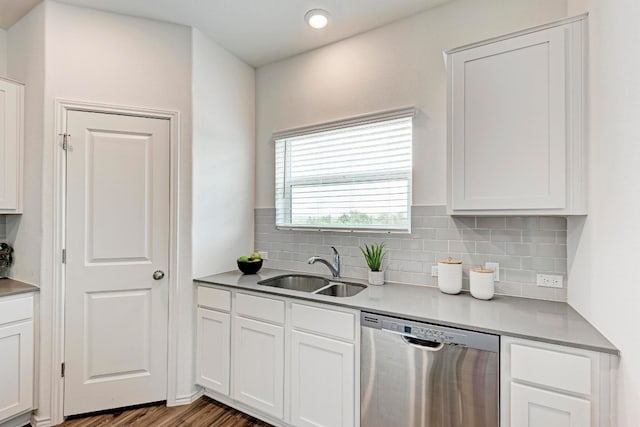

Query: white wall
left=6, top=6, right=46, bottom=415
left=567, top=0, right=640, bottom=425
left=38, top=1, right=194, bottom=423
left=0, top=29, right=7, bottom=76
left=255, top=0, right=568, bottom=208
left=192, top=28, right=255, bottom=278
left=6, top=3, right=45, bottom=287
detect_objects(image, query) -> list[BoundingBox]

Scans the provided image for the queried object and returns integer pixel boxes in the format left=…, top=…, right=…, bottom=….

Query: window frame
left=273, top=107, right=415, bottom=233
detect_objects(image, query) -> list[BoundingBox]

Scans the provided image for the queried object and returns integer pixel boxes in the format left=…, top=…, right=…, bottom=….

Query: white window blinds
left=274, top=111, right=413, bottom=232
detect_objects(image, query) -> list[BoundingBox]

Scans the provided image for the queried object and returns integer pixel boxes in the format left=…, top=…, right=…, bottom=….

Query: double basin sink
left=257, top=274, right=367, bottom=297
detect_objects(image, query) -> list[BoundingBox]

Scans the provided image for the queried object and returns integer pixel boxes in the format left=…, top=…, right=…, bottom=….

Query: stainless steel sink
left=315, top=281, right=367, bottom=297
left=257, top=274, right=367, bottom=297
left=258, top=274, right=330, bottom=293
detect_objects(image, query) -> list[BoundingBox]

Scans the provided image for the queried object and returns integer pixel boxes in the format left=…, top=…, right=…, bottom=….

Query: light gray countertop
left=0, top=278, right=39, bottom=297
left=195, top=268, right=619, bottom=355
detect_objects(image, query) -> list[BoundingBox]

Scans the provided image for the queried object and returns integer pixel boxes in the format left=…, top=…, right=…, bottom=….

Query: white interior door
left=63, top=111, right=170, bottom=416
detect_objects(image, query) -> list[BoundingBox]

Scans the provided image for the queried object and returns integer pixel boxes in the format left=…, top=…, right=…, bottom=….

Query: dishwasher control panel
left=361, top=312, right=499, bottom=352
left=381, top=319, right=468, bottom=346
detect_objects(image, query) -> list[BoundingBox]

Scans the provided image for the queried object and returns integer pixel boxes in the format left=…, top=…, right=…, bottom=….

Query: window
left=274, top=109, right=413, bottom=232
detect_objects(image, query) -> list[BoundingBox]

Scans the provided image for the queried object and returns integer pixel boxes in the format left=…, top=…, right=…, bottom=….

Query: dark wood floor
left=57, top=397, right=272, bottom=427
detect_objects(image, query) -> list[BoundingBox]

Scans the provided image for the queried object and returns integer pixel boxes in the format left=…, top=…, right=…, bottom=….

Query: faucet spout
left=307, top=246, right=341, bottom=278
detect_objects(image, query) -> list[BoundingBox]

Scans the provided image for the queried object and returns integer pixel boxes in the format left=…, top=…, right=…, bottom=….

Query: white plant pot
left=368, top=270, right=385, bottom=286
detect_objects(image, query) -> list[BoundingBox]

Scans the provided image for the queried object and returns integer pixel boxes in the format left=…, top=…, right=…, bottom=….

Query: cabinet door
left=511, top=383, right=590, bottom=427
left=196, top=308, right=230, bottom=395
left=233, top=316, right=284, bottom=419
left=0, top=320, right=33, bottom=421
left=290, top=330, right=355, bottom=427
left=450, top=26, right=568, bottom=211
left=0, top=78, right=23, bottom=213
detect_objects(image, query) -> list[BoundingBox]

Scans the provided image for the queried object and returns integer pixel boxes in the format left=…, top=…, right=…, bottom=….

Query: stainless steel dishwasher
left=361, top=312, right=499, bottom=427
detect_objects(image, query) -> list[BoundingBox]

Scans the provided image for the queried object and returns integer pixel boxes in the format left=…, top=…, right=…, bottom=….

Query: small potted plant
left=0, top=243, right=13, bottom=278
left=360, top=242, right=386, bottom=285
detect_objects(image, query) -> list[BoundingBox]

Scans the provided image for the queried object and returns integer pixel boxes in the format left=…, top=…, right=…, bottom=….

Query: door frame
left=50, top=99, right=182, bottom=424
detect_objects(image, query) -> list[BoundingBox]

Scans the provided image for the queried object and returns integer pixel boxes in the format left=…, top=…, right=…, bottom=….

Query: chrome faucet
left=307, top=246, right=341, bottom=278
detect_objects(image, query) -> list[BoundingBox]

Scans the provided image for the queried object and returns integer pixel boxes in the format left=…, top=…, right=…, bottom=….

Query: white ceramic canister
left=470, top=267, right=495, bottom=300
left=437, top=258, right=463, bottom=294
left=368, top=270, right=385, bottom=286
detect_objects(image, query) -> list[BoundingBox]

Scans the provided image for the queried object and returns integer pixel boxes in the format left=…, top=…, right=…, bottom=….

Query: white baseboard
left=170, top=389, right=204, bottom=407
left=30, top=414, right=52, bottom=427
left=0, top=412, right=34, bottom=427
left=203, top=389, right=290, bottom=427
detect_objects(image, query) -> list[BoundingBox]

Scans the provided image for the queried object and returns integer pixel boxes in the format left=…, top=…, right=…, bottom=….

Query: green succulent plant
left=360, top=242, right=386, bottom=272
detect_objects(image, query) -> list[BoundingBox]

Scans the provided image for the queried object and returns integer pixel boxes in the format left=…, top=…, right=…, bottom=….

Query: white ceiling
left=50, top=0, right=452, bottom=67
left=0, top=0, right=41, bottom=29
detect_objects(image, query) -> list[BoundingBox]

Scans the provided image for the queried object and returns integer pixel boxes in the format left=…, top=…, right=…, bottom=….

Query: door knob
left=153, top=270, right=165, bottom=280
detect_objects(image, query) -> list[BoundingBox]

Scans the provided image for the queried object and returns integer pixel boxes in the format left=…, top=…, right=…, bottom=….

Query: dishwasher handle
left=402, top=335, right=446, bottom=351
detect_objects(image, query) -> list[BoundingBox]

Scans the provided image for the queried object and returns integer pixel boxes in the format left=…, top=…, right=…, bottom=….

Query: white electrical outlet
left=258, top=251, right=269, bottom=260
left=537, top=274, right=563, bottom=288
left=485, top=262, right=500, bottom=281
left=431, top=266, right=438, bottom=277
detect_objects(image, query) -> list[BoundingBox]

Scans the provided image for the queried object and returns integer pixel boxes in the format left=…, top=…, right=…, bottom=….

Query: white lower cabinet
left=195, top=284, right=359, bottom=427
left=511, top=383, right=590, bottom=427
left=0, top=294, right=34, bottom=424
left=196, top=307, right=230, bottom=395
left=501, top=336, right=615, bottom=427
left=196, top=287, right=232, bottom=396
left=290, top=330, right=355, bottom=427
left=233, top=316, right=285, bottom=418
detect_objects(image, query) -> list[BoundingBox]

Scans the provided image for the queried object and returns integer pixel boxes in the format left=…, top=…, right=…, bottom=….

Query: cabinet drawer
left=291, top=303, right=355, bottom=342
left=197, top=287, right=231, bottom=312
left=236, top=293, right=285, bottom=324
left=511, top=343, right=591, bottom=395
left=0, top=294, right=33, bottom=325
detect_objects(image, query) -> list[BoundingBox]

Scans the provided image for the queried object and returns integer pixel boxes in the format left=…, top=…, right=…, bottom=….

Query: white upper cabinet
left=0, top=77, right=24, bottom=214
left=446, top=15, right=586, bottom=215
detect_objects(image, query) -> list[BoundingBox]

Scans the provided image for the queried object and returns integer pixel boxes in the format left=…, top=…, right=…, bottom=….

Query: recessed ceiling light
left=305, top=9, right=330, bottom=30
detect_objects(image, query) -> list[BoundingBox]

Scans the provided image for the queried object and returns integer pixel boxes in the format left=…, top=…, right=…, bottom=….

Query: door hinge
left=62, top=249, right=66, bottom=264
left=59, top=133, right=70, bottom=151
left=61, top=362, right=65, bottom=378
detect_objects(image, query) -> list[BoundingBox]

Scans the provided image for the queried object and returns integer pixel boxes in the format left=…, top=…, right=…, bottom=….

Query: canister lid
left=438, top=257, right=462, bottom=264
left=471, top=267, right=494, bottom=273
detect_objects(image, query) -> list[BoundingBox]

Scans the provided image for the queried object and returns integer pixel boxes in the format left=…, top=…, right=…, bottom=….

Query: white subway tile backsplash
left=476, top=241, right=507, bottom=255
left=521, top=257, right=555, bottom=272
left=504, top=268, right=537, bottom=283
left=522, top=283, right=559, bottom=300
left=401, top=239, right=424, bottom=251
left=419, top=216, right=450, bottom=229
left=477, top=217, right=507, bottom=229
left=506, top=216, right=539, bottom=230
left=450, top=217, right=476, bottom=229
left=435, top=228, right=463, bottom=240
left=491, top=229, right=523, bottom=242
left=254, top=206, right=568, bottom=301
left=449, top=240, right=476, bottom=253
left=506, top=243, right=535, bottom=256
left=462, top=228, right=491, bottom=241
left=423, top=240, right=449, bottom=252
left=539, top=217, right=568, bottom=230
left=523, top=229, right=556, bottom=243
left=535, top=244, right=567, bottom=258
